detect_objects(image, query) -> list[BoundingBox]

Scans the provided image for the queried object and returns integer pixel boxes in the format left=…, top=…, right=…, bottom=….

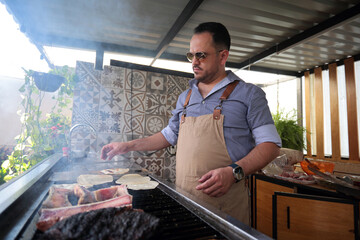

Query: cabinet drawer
left=273, top=192, right=359, bottom=240
left=255, top=179, right=293, bottom=237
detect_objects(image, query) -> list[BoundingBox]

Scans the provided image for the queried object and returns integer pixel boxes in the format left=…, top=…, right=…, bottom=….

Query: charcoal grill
left=0, top=154, right=270, bottom=240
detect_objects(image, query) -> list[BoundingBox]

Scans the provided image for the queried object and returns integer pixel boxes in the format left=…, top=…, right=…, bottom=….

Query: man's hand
left=195, top=167, right=235, bottom=197
left=100, top=133, right=171, bottom=161
left=101, top=142, right=130, bottom=160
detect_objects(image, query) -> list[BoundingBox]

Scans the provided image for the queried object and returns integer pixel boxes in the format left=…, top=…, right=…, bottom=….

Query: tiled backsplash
left=72, top=61, right=190, bottom=182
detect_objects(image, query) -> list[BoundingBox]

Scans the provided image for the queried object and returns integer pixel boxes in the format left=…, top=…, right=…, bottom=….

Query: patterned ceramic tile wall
left=72, top=61, right=190, bottom=182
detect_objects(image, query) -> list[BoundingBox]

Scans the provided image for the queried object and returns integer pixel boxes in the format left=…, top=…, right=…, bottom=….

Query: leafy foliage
left=0, top=166, right=8, bottom=185
left=1, top=66, right=77, bottom=183
left=272, top=109, right=307, bottom=151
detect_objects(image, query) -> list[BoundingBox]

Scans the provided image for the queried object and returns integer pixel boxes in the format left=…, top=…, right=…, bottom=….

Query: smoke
left=0, top=74, right=70, bottom=146
left=0, top=76, right=23, bottom=145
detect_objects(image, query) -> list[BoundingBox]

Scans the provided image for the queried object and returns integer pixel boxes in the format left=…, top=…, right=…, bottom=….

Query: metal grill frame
left=0, top=155, right=270, bottom=240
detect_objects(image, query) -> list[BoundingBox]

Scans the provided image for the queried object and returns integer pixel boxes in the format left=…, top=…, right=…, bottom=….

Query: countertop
left=254, top=173, right=360, bottom=200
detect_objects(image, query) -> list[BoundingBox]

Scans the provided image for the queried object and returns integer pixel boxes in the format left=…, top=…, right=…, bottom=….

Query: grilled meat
left=73, top=185, right=96, bottom=204
left=94, top=185, right=128, bottom=201
left=42, top=187, right=72, bottom=208
left=37, top=192, right=132, bottom=231
left=39, top=207, right=159, bottom=240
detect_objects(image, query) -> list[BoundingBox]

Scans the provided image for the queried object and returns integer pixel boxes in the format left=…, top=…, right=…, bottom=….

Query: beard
left=193, top=65, right=208, bottom=83
left=194, top=73, right=205, bottom=82
left=193, top=67, right=217, bottom=84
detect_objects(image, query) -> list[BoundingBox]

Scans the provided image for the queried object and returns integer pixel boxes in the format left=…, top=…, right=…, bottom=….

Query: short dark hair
left=194, top=22, right=231, bottom=51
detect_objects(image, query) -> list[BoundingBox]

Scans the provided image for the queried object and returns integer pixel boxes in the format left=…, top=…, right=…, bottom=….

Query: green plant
left=0, top=167, right=8, bottom=185
left=272, top=109, right=307, bottom=151
left=1, top=66, right=76, bottom=183
left=41, top=113, right=71, bottom=152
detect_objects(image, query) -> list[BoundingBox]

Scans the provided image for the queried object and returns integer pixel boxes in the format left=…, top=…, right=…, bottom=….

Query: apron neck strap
left=213, top=80, right=239, bottom=120
left=181, top=80, right=239, bottom=123
left=183, top=89, right=192, bottom=108
left=181, top=89, right=192, bottom=123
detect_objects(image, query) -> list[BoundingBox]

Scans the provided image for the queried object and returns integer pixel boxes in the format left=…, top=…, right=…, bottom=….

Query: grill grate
left=32, top=185, right=226, bottom=240
left=129, top=188, right=226, bottom=240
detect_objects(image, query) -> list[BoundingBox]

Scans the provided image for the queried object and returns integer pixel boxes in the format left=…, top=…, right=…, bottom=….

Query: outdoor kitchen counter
left=0, top=154, right=271, bottom=240
left=251, top=173, right=359, bottom=239
left=253, top=173, right=360, bottom=200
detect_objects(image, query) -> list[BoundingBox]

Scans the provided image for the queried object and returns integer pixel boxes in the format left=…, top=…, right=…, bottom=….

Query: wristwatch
left=229, top=163, right=244, bottom=183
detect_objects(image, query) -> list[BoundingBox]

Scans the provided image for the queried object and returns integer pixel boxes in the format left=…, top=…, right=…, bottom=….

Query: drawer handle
left=287, top=206, right=290, bottom=229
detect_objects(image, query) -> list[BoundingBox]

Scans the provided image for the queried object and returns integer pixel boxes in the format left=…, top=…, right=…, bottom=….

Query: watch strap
left=229, top=163, right=239, bottom=168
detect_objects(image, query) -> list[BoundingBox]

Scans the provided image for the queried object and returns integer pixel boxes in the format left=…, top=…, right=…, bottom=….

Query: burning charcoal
left=39, top=207, right=159, bottom=240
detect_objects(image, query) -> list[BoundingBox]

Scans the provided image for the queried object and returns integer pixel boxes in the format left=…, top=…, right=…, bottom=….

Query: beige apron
left=175, top=81, right=250, bottom=225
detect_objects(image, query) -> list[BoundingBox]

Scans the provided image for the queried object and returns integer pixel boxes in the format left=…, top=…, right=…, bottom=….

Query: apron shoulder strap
left=220, top=80, right=239, bottom=100
left=183, top=89, right=192, bottom=107
left=213, top=80, right=239, bottom=120
left=181, top=89, right=192, bottom=123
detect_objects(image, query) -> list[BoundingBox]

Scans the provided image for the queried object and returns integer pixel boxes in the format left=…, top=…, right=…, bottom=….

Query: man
left=101, top=22, right=281, bottom=224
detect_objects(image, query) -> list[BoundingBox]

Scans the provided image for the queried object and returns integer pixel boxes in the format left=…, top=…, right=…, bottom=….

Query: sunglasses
left=186, top=50, right=224, bottom=62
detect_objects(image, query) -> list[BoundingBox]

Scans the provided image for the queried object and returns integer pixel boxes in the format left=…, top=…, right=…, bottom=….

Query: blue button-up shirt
left=161, top=70, right=281, bottom=162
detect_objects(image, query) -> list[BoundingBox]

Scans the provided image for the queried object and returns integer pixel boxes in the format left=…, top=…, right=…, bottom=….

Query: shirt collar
left=188, top=70, right=240, bottom=98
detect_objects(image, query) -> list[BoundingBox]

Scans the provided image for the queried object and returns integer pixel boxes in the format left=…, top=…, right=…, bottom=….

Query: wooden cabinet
left=253, top=177, right=293, bottom=237
left=251, top=174, right=359, bottom=239
left=274, top=192, right=358, bottom=240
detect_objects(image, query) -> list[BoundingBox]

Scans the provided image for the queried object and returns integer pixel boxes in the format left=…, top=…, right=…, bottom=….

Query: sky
left=0, top=3, right=291, bottom=84
left=0, top=4, right=49, bottom=78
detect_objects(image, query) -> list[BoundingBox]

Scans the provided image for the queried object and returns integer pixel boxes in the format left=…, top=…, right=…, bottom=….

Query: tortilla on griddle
left=115, top=174, right=158, bottom=190
left=100, top=168, right=129, bottom=175
left=77, top=174, right=113, bottom=188
left=127, top=181, right=159, bottom=190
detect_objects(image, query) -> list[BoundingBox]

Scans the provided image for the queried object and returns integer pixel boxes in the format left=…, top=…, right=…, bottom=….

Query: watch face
left=233, top=166, right=244, bottom=180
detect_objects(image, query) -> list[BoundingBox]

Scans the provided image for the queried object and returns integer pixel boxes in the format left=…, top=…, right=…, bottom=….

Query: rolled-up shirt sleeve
left=252, top=124, right=282, bottom=147
left=161, top=125, right=178, bottom=146
left=247, top=86, right=282, bottom=148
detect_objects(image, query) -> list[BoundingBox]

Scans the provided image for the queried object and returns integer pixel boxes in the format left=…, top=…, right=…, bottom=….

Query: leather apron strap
left=181, top=89, right=192, bottom=123
left=182, top=81, right=239, bottom=122
left=213, top=80, right=239, bottom=120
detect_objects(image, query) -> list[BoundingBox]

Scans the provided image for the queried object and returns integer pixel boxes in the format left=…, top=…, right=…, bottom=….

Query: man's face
left=189, top=32, right=223, bottom=83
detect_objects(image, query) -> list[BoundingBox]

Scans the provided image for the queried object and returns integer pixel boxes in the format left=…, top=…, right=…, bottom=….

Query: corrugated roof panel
left=167, top=0, right=360, bottom=73
left=2, top=0, right=360, bottom=75
left=10, top=0, right=189, bottom=51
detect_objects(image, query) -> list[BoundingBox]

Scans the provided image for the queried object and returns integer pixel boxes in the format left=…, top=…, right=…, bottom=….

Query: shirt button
left=202, top=100, right=205, bottom=104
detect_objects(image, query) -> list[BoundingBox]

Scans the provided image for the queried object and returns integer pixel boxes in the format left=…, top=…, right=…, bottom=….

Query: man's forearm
left=235, top=142, right=280, bottom=176
left=128, top=132, right=172, bottom=152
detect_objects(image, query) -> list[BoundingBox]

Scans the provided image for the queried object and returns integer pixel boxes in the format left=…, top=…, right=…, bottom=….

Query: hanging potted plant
left=33, top=71, right=65, bottom=92
left=0, top=66, right=76, bottom=183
